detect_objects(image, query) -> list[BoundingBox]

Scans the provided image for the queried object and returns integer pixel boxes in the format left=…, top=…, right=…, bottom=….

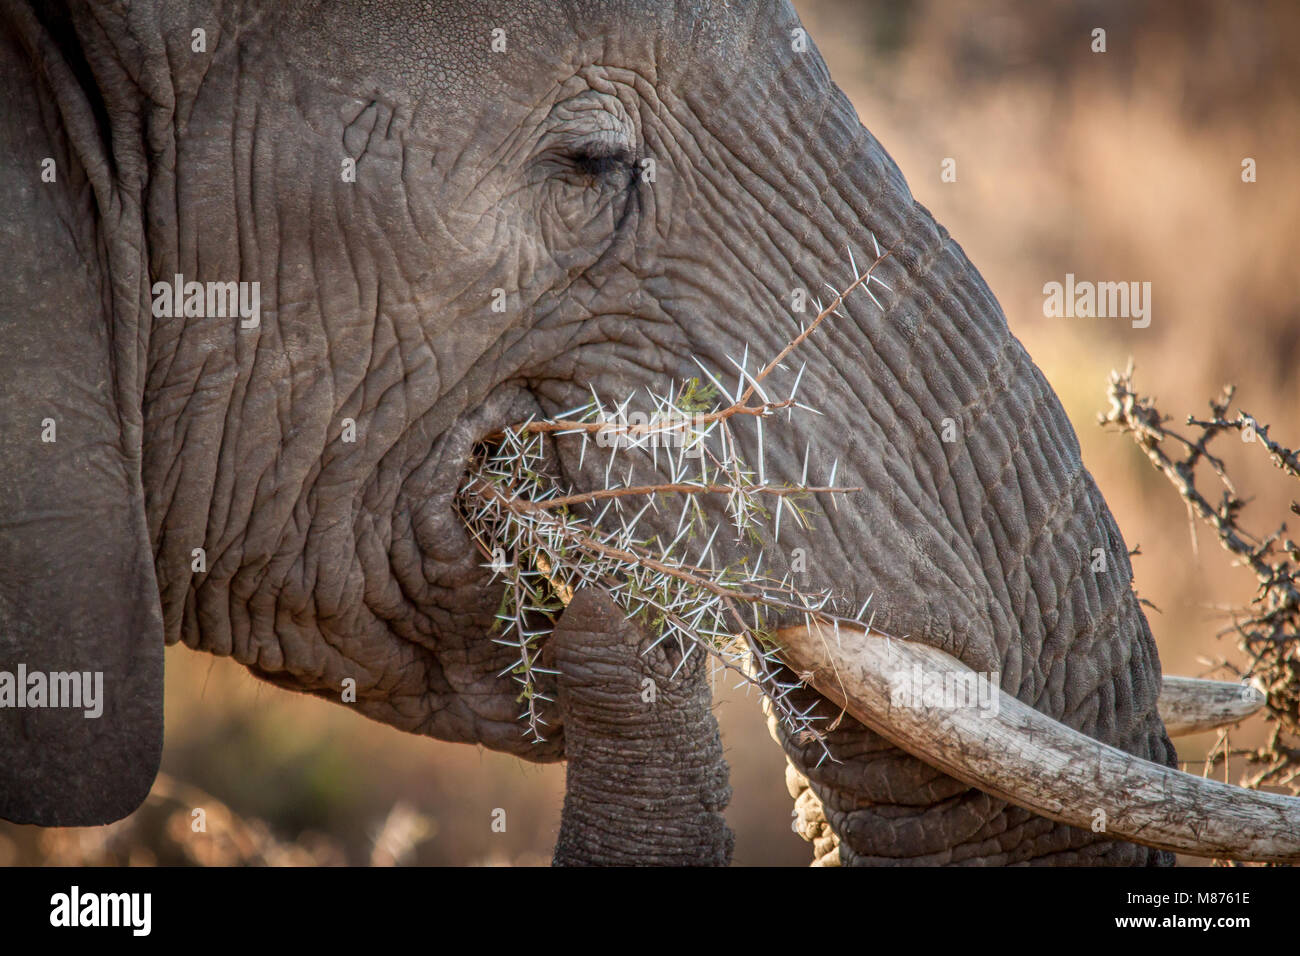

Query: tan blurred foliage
left=0, top=774, right=346, bottom=866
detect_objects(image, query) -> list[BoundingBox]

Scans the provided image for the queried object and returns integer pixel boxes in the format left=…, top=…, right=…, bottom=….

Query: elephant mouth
left=454, top=432, right=568, bottom=619
left=437, top=389, right=583, bottom=741
left=367, top=383, right=574, bottom=754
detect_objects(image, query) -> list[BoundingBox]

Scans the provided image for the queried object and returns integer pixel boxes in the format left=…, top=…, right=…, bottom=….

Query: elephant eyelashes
left=572, top=149, right=632, bottom=180
left=564, top=146, right=636, bottom=190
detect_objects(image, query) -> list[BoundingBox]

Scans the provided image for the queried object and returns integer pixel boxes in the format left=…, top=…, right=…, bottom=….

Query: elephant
left=2, top=0, right=1296, bottom=866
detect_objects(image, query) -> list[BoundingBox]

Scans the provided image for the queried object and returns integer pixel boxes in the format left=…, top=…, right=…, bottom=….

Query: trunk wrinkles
left=551, top=588, right=732, bottom=866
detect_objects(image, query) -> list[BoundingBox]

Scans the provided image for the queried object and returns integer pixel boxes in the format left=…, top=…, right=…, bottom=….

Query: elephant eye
left=559, top=141, right=637, bottom=190
left=534, top=91, right=640, bottom=246
left=572, top=147, right=634, bottom=180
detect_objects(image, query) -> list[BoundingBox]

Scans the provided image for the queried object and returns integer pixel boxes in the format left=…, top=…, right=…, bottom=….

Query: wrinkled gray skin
left=0, top=0, right=1175, bottom=864
left=551, top=588, right=732, bottom=865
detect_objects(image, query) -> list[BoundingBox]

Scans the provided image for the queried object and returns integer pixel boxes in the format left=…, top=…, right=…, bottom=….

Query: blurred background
left=4, top=0, right=1297, bottom=866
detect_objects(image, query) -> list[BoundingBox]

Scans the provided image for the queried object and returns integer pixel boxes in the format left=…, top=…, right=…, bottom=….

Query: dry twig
left=1101, top=362, right=1300, bottom=798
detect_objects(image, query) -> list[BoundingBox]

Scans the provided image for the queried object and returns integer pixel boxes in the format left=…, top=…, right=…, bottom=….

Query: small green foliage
left=675, top=377, right=718, bottom=414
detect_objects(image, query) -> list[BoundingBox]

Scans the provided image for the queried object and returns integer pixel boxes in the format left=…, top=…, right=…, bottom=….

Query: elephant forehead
left=270, top=0, right=793, bottom=113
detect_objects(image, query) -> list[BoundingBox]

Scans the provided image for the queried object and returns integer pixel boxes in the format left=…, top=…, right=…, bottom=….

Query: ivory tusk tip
left=774, top=623, right=1300, bottom=863
left=1158, top=675, right=1267, bottom=737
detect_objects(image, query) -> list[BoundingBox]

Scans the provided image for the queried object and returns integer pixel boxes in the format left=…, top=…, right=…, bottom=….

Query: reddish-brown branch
left=515, top=481, right=858, bottom=512
left=739, top=246, right=894, bottom=406
left=513, top=399, right=793, bottom=438
left=477, top=245, right=894, bottom=446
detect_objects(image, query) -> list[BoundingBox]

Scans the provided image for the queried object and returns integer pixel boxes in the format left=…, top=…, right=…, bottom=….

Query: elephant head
left=3, top=0, right=1294, bottom=865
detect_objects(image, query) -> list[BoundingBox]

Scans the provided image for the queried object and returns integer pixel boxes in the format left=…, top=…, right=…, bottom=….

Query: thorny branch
left=457, top=238, right=895, bottom=756
left=1100, top=362, right=1300, bottom=800
left=508, top=481, right=857, bottom=513
left=498, top=243, right=894, bottom=443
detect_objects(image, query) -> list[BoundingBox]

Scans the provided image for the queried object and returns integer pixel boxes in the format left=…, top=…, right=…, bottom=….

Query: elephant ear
left=0, top=6, right=162, bottom=824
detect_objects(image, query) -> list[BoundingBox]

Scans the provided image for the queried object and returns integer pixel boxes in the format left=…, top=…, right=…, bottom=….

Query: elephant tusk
left=1158, top=675, right=1266, bottom=737
left=776, top=622, right=1300, bottom=864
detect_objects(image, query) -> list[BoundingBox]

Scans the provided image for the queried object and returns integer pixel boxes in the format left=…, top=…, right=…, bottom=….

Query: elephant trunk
left=682, top=41, right=1182, bottom=862
left=550, top=589, right=732, bottom=866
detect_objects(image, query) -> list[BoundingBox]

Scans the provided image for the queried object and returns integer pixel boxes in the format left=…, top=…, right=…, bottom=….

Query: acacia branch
left=739, top=244, right=894, bottom=406
left=457, top=240, right=892, bottom=752
left=510, top=481, right=858, bottom=512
